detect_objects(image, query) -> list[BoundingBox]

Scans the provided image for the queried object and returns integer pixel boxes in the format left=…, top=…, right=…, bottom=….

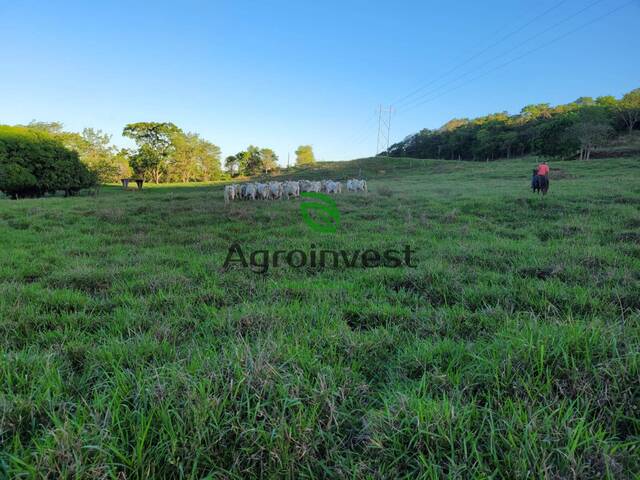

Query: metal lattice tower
left=375, top=105, right=394, bottom=155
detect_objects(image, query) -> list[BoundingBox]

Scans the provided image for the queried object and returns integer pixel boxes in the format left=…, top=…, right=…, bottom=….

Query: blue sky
left=1, top=0, right=638, bottom=164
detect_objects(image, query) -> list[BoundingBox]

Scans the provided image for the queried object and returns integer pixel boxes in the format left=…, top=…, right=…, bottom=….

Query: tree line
left=1, top=119, right=318, bottom=198
left=224, top=144, right=316, bottom=177
left=386, top=88, right=640, bottom=161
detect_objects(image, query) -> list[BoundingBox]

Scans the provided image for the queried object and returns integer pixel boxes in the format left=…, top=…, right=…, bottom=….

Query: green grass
left=1, top=156, right=639, bottom=479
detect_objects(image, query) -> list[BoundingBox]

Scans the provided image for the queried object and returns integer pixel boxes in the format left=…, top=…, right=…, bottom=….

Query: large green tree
left=617, top=88, right=640, bottom=133
left=295, top=145, right=315, bottom=165
left=240, top=146, right=264, bottom=176
left=225, top=155, right=240, bottom=176
left=566, top=107, right=614, bottom=160
left=225, top=146, right=279, bottom=176
left=123, top=122, right=182, bottom=183
left=26, top=122, right=121, bottom=184
left=0, top=126, right=95, bottom=198
left=169, top=132, right=222, bottom=182
left=260, top=148, right=279, bottom=174
left=70, top=128, right=120, bottom=183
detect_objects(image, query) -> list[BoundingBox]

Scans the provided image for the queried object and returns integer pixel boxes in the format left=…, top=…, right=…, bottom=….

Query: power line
left=344, top=111, right=378, bottom=147
left=345, top=0, right=631, bottom=158
left=397, top=0, right=607, bottom=112
left=392, top=0, right=570, bottom=108
left=400, top=1, right=634, bottom=114
left=351, top=115, right=378, bottom=147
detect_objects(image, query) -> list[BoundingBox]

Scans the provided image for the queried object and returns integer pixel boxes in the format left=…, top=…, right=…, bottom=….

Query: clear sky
left=1, top=0, right=638, bottom=165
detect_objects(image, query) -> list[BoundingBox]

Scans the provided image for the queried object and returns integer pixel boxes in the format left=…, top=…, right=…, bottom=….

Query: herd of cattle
left=224, top=179, right=367, bottom=203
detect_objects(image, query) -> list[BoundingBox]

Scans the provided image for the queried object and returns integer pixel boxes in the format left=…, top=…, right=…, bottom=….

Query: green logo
left=300, top=192, right=340, bottom=233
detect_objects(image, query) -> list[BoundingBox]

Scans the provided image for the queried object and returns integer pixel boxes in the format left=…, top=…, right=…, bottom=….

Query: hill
left=1, top=156, right=639, bottom=478
left=386, top=88, right=640, bottom=161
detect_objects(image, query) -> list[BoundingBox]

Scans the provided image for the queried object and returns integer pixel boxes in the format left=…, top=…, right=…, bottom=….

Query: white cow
left=269, top=181, right=283, bottom=200
left=324, top=180, right=341, bottom=194
left=283, top=181, right=300, bottom=199
left=224, top=184, right=237, bottom=204
left=300, top=180, right=321, bottom=193
left=256, top=183, right=271, bottom=200
left=299, top=180, right=312, bottom=192
left=347, top=179, right=367, bottom=192
left=244, top=183, right=257, bottom=200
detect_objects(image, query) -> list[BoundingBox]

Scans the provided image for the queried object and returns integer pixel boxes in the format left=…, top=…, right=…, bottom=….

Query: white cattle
left=324, top=180, right=341, bottom=194
left=244, top=183, right=257, bottom=200
left=224, top=184, right=237, bottom=204
left=283, top=181, right=300, bottom=199
left=347, top=179, right=367, bottom=192
left=300, top=180, right=321, bottom=193
left=299, top=180, right=312, bottom=192
left=256, top=183, right=271, bottom=200
left=224, top=178, right=351, bottom=202
left=269, top=181, right=283, bottom=200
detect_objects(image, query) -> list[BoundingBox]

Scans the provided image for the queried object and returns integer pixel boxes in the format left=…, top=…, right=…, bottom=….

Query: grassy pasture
left=0, top=156, right=639, bottom=478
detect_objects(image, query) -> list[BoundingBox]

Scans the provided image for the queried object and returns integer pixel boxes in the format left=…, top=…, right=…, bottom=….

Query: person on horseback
left=531, top=161, right=549, bottom=194
left=537, top=161, right=549, bottom=192
left=537, top=161, right=549, bottom=178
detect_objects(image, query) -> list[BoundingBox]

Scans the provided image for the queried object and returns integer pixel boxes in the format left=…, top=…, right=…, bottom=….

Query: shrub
left=0, top=126, right=96, bottom=198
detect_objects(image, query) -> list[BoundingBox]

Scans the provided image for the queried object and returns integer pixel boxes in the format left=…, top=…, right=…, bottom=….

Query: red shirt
left=537, top=164, right=549, bottom=176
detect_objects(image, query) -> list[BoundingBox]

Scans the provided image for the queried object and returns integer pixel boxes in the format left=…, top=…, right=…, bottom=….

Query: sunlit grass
left=0, top=156, right=639, bottom=478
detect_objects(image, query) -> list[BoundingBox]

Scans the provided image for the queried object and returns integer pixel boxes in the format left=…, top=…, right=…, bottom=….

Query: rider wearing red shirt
left=537, top=161, right=549, bottom=176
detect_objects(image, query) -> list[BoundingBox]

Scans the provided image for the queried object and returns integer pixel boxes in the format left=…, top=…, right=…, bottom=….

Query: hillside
left=1, top=156, right=639, bottom=478
left=591, top=130, right=640, bottom=158
left=386, top=88, right=640, bottom=162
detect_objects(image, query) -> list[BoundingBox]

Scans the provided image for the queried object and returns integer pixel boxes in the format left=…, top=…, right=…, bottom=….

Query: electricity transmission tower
left=375, top=104, right=394, bottom=156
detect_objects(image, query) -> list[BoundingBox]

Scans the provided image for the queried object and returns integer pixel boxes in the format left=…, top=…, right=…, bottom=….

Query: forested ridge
left=386, top=88, right=640, bottom=161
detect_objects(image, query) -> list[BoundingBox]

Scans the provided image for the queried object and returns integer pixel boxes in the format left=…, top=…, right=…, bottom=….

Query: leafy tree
left=617, top=88, right=640, bottom=133
left=26, top=121, right=65, bottom=135
left=567, top=122, right=613, bottom=160
left=240, top=146, right=264, bottom=176
left=532, top=114, right=577, bottom=158
left=123, top=122, right=182, bottom=183
left=596, top=96, right=617, bottom=107
left=0, top=126, right=95, bottom=198
left=521, top=103, right=553, bottom=120
left=566, top=107, right=614, bottom=160
left=128, top=144, right=162, bottom=181
left=260, top=148, right=279, bottom=174
left=0, top=163, right=38, bottom=197
left=574, top=97, right=595, bottom=106
left=225, top=155, right=240, bottom=176
left=113, top=149, right=133, bottom=179
left=72, top=129, right=119, bottom=183
left=26, top=122, right=121, bottom=184
left=224, top=146, right=279, bottom=176
left=295, top=145, right=315, bottom=165
left=499, top=131, right=519, bottom=159
left=439, top=118, right=469, bottom=132
left=169, top=132, right=222, bottom=182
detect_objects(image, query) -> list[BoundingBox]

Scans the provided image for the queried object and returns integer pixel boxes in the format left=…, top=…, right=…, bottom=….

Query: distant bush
left=0, top=126, right=96, bottom=198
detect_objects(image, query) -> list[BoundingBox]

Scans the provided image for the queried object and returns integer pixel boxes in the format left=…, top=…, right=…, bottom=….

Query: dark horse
left=531, top=169, right=549, bottom=195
